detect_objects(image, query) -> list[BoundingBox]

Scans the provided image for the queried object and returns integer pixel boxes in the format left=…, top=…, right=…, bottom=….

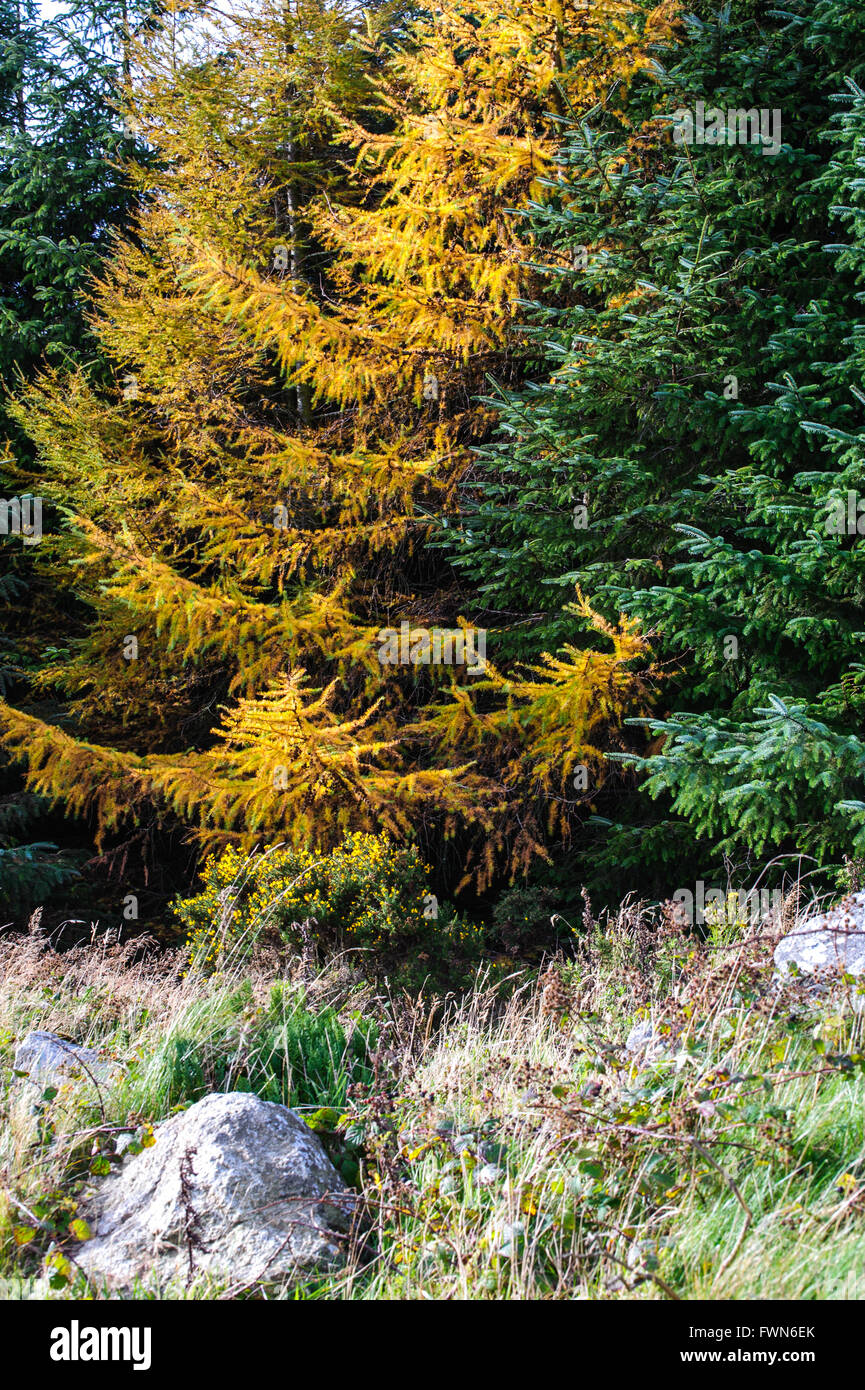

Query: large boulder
left=13, top=1030, right=120, bottom=1086
left=74, top=1091, right=352, bottom=1292
left=774, top=892, right=865, bottom=991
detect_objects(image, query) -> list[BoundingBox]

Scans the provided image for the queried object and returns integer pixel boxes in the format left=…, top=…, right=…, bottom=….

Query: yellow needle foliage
left=0, top=0, right=671, bottom=887
left=415, top=598, right=656, bottom=885
left=184, top=0, right=678, bottom=405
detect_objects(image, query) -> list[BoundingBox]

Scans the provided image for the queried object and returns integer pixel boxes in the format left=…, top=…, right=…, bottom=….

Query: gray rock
left=477, top=1163, right=504, bottom=1186
left=74, top=1091, right=352, bottom=1292
left=13, top=1031, right=120, bottom=1086
left=625, top=1021, right=669, bottom=1060
left=774, top=893, right=865, bottom=979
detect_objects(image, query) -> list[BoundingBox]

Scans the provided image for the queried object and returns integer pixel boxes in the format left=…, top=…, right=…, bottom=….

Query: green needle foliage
left=0, top=0, right=154, bottom=402
left=451, top=0, right=865, bottom=895
left=0, top=0, right=153, bottom=911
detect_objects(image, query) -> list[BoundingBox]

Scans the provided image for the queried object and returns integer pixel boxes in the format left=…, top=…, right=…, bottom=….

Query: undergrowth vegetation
left=2, top=890, right=864, bottom=1300
left=176, top=832, right=485, bottom=989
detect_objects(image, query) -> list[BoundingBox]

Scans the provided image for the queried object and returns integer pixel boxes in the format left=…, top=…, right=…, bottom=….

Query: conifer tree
left=0, top=0, right=154, bottom=911
left=452, top=0, right=865, bottom=894
left=0, top=0, right=152, bottom=410
left=0, top=0, right=665, bottom=899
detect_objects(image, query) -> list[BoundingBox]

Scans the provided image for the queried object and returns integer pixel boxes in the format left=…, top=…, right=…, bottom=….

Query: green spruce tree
left=0, top=0, right=153, bottom=913
left=451, top=0, right=865, bottom=897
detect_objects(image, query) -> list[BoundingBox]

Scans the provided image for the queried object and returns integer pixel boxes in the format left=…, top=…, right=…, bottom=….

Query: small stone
left=13, top=1031, right=121, bottom=1086
left=627, top=1236, right=672, bottom=1270
left=477, top=1163, right=504, bottom=1186
left=775, top=894, right=865, bottom=980
left=625, top=1021, right=669, bottom=1060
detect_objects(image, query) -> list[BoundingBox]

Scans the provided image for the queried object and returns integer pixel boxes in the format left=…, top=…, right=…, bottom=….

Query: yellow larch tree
left=0, top=0, right=672, bottom=891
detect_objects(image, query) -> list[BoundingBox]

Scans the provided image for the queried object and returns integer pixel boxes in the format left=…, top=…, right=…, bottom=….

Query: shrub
left=490, top=884, right=565, bottom=958
left=175, top=831, right=485, bottom=987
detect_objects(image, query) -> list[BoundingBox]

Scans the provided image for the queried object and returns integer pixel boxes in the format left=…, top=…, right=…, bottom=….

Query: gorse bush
left=175, top=831, right=485, bottom=986
left=490, top=883, right=565, bottom=957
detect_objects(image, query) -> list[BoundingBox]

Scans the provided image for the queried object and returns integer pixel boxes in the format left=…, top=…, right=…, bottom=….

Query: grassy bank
left=1, top=897, right=863, bottom=1300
